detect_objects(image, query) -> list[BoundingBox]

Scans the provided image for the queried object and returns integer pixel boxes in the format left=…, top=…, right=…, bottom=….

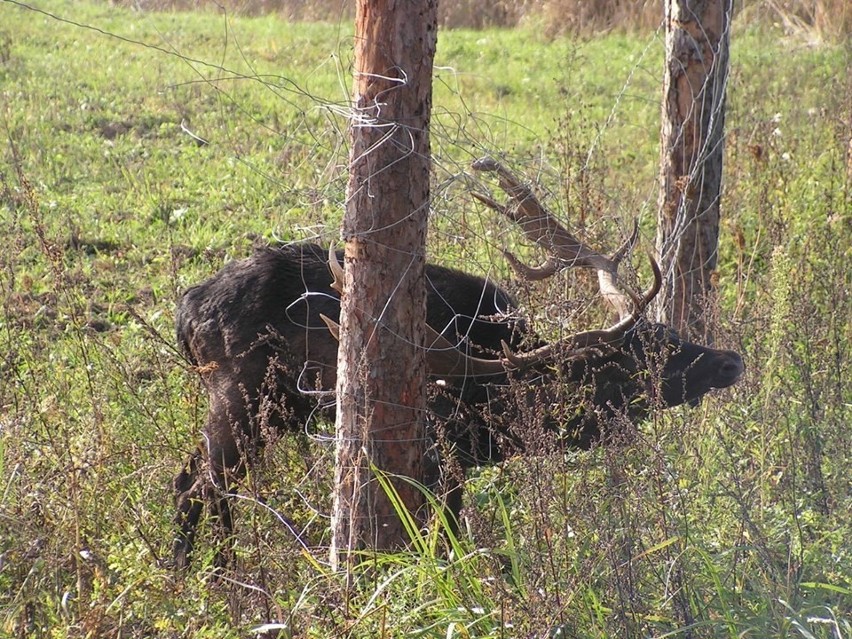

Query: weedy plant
left=0, top=1, right=849, bottom=637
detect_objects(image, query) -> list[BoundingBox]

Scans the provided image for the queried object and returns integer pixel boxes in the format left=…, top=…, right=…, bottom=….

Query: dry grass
left=110, top=0, right=851, bottom=38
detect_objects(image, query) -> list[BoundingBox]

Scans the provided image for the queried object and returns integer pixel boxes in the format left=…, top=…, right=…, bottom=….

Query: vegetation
left=111, top=0, right=852, bottom=39
left=1, top=0, right=849, bottom=637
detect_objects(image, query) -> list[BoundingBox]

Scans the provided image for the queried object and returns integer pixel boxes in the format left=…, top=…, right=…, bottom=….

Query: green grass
left=1, top=1, right=850, bottom=637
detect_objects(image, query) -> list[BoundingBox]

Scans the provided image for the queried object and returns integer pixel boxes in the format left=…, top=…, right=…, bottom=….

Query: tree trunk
left=331, top=0, right=437, bottom=572
left=656, top=0, right=732, bottom=342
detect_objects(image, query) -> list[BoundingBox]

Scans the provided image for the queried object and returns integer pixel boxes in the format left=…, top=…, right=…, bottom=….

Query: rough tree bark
left=330, top=0, right=438, bottom=572
left=656, top=0, right=732, bottom=342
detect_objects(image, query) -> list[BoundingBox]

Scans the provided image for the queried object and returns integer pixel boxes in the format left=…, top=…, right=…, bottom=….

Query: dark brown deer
left=172, top=158, right=743, bottom=568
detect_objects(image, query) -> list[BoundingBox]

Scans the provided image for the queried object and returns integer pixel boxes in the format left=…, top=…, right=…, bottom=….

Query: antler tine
left=502, top=251, right=560, bottom=281
left=422, top=327, right=513, bottom=377
left=327, top=246, right=345, bottom=295
left=319, top=313, right=340, bottom=341
left=583, top=250, right=662, bottom=344
left=612, top=218, right=640, bottom=265
left=472, top=192, right=561, bottom=281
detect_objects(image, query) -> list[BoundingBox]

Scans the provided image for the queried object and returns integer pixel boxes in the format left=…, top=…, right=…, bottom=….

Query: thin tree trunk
left=331, top=0, right=438, bottom=573
left=656, top=0, right=732, bottom=342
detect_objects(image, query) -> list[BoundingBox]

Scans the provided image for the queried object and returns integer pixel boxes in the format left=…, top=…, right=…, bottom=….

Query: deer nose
left=717, top=350, right=744, bottom=386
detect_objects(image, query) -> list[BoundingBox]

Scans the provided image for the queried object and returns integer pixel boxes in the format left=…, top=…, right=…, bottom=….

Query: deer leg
left=173, top=411, right=244, bottom=570
left=173, top=448, right=205, bottom=570
left=442, top=476, right=464, bottom=538
left=201, top=418, right=244, bottom=570
left=204, top=470, right=236, bottom=570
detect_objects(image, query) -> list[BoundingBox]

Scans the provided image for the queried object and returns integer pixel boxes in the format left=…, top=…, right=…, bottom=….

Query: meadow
left=0, top=1, right=850, bottom=636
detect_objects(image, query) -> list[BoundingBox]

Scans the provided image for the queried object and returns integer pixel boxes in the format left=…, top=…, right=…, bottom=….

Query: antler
left=322, top=154, right=662, bottom=378
left=471, top=157, right=661, bottom=359
left=325, top=248, right=510, bottom=377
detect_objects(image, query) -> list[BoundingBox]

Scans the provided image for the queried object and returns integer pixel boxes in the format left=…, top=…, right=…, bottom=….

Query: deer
left=172, top=158, right=744, bottom=569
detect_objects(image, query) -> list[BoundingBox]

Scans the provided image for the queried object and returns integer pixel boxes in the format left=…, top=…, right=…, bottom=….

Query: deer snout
left=715, top=350, right=744, bottom=388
